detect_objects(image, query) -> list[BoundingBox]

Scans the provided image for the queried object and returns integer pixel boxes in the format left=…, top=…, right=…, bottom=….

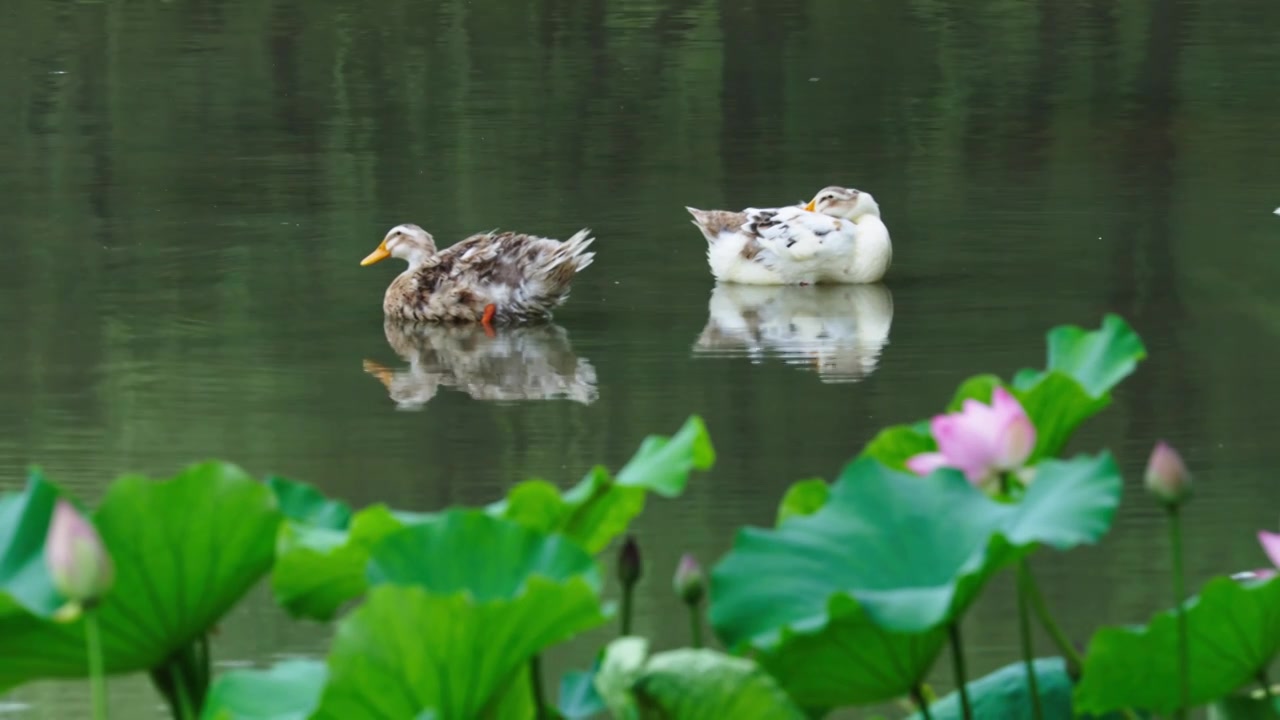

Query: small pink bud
left=1144, top=441, right=1191, bottom=505
left=44, top=500, right=114, bottom=617
left=673, top=553, right=705, bottom=606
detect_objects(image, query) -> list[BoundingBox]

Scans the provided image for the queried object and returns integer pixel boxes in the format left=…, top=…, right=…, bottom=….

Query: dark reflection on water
left=366, top=321, right=599, bottom=410
left=693, top=284, right=894, bottom=384
left=2, top=0, right=1280, bottom=716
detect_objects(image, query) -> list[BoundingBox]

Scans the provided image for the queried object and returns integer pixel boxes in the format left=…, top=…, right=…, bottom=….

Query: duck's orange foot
left=481, top=304, right=497, bottom=337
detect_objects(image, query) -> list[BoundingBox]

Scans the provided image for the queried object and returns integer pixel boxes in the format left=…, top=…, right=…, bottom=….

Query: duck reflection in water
left=693, top=283, right=894, bottom=383
left=363, top=321, right=599, bottom=410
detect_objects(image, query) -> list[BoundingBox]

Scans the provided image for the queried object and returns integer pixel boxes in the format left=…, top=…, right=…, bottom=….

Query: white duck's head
left=361, top=224, right=438, bottom=267
left=804, top=186, right=881, bottom=220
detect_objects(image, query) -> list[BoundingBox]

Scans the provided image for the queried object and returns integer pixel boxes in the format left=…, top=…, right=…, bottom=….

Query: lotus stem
left=947, top=622, right=973, bottom=720
left=620, top=585, right=634, bottom=636
left=85, top=612, right=108, bottom=720
left=530, top=654, right=547, bottom=719
left=1016, top=560, right=1044, bottom=720
left=911, top=685, right=934, bottom=720
left=1168, top=505, right=1189, bottom=718
left=173, top=672, right=196, bottom=720
left=688, top=605, right=704, bottom=649
left=1021, top=564, right=1083, bottom=676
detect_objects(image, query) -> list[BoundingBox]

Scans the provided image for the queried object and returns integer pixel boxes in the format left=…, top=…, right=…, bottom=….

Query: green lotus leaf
left=494, top=415, right=715, bottom=553
left=199, top=659, right=327, bottom=720
left=1014, top=314, right=1147, bottom=397
left=862, top=316, right=1146, bottom=468
left=0, top=469, right=65, bottom=617
left=270, top=504, right=405, bottom=621
left=1075, top=577, right=1280, bottom=715
left=559, top=666, right=607, bottom=720
left=312, top=580, right=607, bottom=719
left=1210, top=695, right=1280, bottom=719
left=267, top=477, right=352, bottom=530
left=366, top=509, right=602, bottom=598
left=595, top=636, right=650, bottom=720
left=1014, top=373, right=1110, bottom=460
left=775, top=479, right=828, bottom=526
left=613, top=415, right=716, bottom=494
left=710, top=453, right=1120, bottom=707
left=269, top=418, right=712, bottom=620
left=945, top=374, right=1004, bottom=412
left=0, top=462, right=279, bottom=691
left=763, top=593, right=947, bottom=708
left=299, top=510, right=609, bottom=718
left=631, top=648, right=808, bottom=719
left=593, top=637, right=807, bottom=720
left=907, top=658, right=1132, bottom=720
left=860, top=422, right=934, bottom=471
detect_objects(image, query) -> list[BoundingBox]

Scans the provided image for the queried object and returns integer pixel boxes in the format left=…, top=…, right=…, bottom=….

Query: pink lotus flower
left=44, top=500, right=114, bottom=619
left=1259, top=531, right=1280, bottom=571
left=1233, top=531, right=1280, bottom=583
left=1144, top=441, right=1192, bottom=505
left=906, top=387, right=1036, bottom=488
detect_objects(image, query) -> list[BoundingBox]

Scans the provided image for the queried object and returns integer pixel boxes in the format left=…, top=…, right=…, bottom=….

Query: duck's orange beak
left=362, top=359, right=394, bottom=387
left=361, top=240, right=391, bottom=266
left=804, top=199, right=817, bottom=212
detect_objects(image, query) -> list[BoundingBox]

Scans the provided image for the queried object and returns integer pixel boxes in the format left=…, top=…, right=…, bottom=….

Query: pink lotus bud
left=906, top=387, right=1037, bottom=489
left=673, top=553, right=705, bottom=606
left=44, top=500, right=114, bottom=617
left=1144, top=441, right=1191, bottom=505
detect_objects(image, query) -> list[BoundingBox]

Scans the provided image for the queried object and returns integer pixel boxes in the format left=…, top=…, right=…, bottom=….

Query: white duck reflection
left=693, top=283, right=894, bottom=383
left=364, top=321, right=598, bottom=410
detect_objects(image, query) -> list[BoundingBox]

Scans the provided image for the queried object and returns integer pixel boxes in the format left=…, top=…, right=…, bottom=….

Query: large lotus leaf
left=1075, top=577, right=1280, bottom=715
left=366, top=509, right=602, bottom=598
left=748, top=593, right=948, bottom=707
left=267, top=477, right=352, bottom=530
left=710, top=454, right=1119, bottom=707
left=199, top=659, right=327, bottom=720
left=0, top=470, right=65, bottom=617
left=713, top=453, right=1120, bottom=640
left=906, top=658, right=1139, bottom=720
left=1014, top=314, right=1146, bottom=397
left=270, top=504, right=405, bottom=621
left=493, top=415, right=715, bottom=553
left=312, top=581, right=607, bottom=719
left=0, top=462, right=279, bottom=690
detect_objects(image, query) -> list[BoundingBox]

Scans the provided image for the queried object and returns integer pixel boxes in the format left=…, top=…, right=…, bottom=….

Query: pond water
left=3, top=0, right=1279, bottom=716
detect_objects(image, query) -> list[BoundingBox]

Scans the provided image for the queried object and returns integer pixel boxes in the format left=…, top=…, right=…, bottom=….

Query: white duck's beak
left=804, top=199, right=817, bottom=212
left=361, top=240, right=391, bottom=266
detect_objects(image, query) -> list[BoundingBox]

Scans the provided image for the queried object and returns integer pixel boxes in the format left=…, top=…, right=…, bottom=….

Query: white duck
left=685, top=186, right=891, bottom=285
